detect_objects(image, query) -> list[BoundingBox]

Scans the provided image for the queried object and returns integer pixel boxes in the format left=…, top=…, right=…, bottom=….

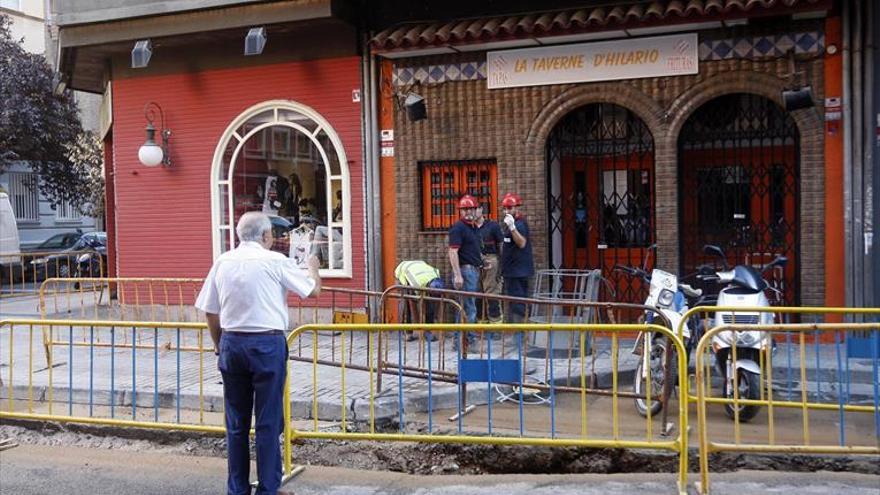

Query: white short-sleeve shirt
left=195, top=241, right=316, bottom=332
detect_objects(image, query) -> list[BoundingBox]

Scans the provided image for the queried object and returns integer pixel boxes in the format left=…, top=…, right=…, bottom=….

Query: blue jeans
left=218, top=331, right=288, bottom=495
left=452, top=265, right=480, bottom=349
left=505, top=277, right=530, bottom=323
left=460, top=265, right=479, bottom=324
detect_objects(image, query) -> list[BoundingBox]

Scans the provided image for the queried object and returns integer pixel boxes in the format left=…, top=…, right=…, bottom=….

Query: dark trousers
left=218, top=332, right=288, bottom=495
left=504, top=277, right=530, bottom=323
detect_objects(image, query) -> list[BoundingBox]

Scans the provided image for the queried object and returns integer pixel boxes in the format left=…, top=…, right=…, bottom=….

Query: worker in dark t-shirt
left=448, top=194, right=482, bottom=349
left=500, top=192, right=534, bottom=323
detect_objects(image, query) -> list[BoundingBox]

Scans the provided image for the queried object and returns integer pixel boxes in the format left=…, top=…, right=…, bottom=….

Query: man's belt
left=224, top=330, right=285, bottom=336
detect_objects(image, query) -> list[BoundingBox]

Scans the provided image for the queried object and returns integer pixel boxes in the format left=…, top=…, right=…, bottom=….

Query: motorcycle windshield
left=731, top=265, right=766, bottom=292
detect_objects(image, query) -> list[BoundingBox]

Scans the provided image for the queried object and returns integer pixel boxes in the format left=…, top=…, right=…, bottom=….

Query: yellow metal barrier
left=282, top=323, right=690, bottom=494
left=0, top=319, right=220, bottom=434
left=677, top=306, right=880, bottom=405
left=676, top=306, right=880, bottom=342
left=38, top=277, right=205, bottom=322
left=694, top=322, right=880, bottom=494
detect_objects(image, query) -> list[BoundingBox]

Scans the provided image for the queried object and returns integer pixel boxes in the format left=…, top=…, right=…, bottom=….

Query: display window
left=212, top=101, right=350, bottom=276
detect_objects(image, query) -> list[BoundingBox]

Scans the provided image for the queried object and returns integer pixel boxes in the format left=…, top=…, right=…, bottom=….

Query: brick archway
left=666, top=71, right=824, bottom=305
left=525, top=84, right=676, bottom=278
left=526, top=84, right=666, bottom=147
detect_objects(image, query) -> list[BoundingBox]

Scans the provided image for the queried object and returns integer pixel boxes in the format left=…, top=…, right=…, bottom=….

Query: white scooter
left=699, top=244, right=787, bottom=421
left=615, top=251, right=702, bottom=417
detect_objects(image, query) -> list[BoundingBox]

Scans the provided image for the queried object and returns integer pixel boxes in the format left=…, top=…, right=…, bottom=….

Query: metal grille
left=55, top=196, right=82, bottom=222
left=419, top=159, right=497, bottom=231
left=546, top=104, right=655, bottom=304
left=721, top=314, right=761, bottom=325
left=679, top=93, right=800, bottom=305
left=7, top=172, right=39, bottom=222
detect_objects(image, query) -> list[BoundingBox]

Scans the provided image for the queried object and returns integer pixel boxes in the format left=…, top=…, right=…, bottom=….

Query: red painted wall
left=111, top=57, right=365, bottom=297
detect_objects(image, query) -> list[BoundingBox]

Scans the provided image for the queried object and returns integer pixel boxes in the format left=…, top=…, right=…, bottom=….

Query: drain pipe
left=842, top=0, right=854, bottom=307
left=852, top=0, right=865, bottom=309
left=873, top=0, right=880, bottom=307
left=362, top=37, right=383, bottom=314
left=863, top=0, right=876, bottom=308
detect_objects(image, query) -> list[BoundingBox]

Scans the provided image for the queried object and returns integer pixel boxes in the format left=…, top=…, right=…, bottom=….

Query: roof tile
left=370, top=0, right=826, bottom=51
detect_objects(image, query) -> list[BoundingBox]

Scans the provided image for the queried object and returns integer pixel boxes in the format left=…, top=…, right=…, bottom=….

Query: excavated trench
left=1, top=420, right=877, bottom=477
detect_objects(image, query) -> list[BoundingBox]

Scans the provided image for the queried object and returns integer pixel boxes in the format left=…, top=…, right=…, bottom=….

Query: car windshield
left=38, top=234, right=72, bottom=249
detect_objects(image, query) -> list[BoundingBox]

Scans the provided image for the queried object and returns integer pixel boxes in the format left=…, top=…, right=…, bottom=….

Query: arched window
left=211, top=100, right=351, bottom=277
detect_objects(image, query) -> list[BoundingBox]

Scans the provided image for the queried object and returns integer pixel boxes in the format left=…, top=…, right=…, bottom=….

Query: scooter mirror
left=702, top=245, right=728, bottom=269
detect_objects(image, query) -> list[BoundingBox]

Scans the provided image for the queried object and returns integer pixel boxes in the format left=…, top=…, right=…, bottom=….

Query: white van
left=0, top=191, right=21, bottom=264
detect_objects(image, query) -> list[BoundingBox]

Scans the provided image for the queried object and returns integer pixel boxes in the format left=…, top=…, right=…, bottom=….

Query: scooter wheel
left=723, top=369, right=761, bottom=422
left=633, top=338, right=670, bottom=417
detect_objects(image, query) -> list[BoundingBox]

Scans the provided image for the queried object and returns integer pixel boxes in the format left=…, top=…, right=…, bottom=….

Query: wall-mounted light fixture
left=138, top=102, right=171, bottom=167
left=782, top=86, right=814, bottom=111
left=782, top=49, right=814, bottom=111
left=245, top=27, right=267, bottom=56
left=404, top=93, right=427, bottom=122
left=132, top=40, right=152, bottom=69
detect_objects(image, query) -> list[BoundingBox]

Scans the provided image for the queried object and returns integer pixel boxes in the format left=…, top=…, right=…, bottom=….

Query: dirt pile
left=1, top=421, right=877, bottom=476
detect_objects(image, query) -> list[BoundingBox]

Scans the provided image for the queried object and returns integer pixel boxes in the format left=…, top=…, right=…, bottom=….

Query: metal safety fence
left=2, top=316, right=879, bottom=494
left=693, top=322, right=880, bottom=494
left=0, top=250, right=105, bottom=298
left=37, top=278, right=378, bottom=324
left=678, top=307, right=880, bottom=411
left=34, top=279, right=468, bottom=382
left=34, top=278, right=674, bottom=424
left=378, top=285, right=677, bottom=425
left=0, top=318, right=690, bottom=493
left=0, top=319, right=222, bottom=435
left=282, top=322, right=690, bottom=494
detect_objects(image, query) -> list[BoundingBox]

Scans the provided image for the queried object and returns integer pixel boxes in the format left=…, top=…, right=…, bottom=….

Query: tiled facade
left=393, top=31, right=825, bottom=87
left=390, top=27, right=826, bottom=306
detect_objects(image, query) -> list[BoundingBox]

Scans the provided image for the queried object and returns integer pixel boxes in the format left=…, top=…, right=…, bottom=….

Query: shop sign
left=487, top=33, right=698, bottom=89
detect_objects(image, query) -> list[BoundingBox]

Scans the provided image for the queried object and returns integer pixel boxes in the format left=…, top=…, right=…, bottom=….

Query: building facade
left=51, top=0, right=877, bottom=309
left=371, top=0, right=848, bottom=308
left=52, top=0, right=368, bottom=297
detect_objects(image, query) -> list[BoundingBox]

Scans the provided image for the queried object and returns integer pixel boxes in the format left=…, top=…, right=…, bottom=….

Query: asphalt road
left=1, top=444, right=878, bottom=495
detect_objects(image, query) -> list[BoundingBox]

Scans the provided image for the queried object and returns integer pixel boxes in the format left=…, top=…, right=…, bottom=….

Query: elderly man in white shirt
left=196, top=211, right=321, bottom=495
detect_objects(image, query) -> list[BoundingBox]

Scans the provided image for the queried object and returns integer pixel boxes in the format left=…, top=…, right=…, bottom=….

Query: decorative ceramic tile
left=392, top=32, right=825, bottom=87
left=699, top=31, right=824, bottom=62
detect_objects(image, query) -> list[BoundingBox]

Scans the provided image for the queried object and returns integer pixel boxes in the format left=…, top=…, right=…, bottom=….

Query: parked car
left=29, top=232, right=107, bottom=280
left=23, top=231, right=84, bottom=253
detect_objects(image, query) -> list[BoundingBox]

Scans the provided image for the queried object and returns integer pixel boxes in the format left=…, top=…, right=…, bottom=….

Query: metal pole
left=863, top=0, right=877, bottom=309
left=363, top=38, right=384, bottom=303
left=852, top=0, right=866, bottom=310
left=842, top=0, right=855, bottom=309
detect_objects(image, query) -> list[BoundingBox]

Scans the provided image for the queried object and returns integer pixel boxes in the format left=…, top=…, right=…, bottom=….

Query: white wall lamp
left=131, top=40, right=152, bottom=69
left=244, top=27, right=267, bottom=56
left=138, top=102, right=172, bottom=167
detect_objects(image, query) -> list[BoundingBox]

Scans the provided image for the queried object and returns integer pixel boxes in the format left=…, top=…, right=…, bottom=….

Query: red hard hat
left=458, top=194, right=478, bottom=209
left=501, top=192, right=522, bottom=207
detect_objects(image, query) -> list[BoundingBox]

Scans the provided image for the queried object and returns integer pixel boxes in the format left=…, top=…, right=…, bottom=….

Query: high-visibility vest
left=394, top=260, right=440, bottom=288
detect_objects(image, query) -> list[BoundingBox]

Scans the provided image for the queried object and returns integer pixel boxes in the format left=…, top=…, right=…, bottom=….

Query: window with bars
left=419, top=159, right=497, bottom=231
left=55, top=196, right=82, bottom=222
left=7, top=172, right=39, bottom=222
